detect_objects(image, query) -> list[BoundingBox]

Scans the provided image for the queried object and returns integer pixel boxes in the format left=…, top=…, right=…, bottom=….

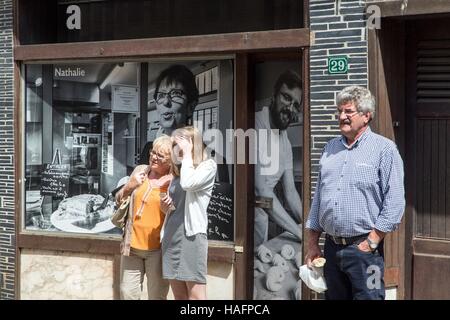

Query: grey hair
left=336, top=86, right=376, bottom=119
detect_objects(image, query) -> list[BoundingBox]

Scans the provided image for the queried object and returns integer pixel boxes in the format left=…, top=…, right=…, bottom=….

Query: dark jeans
left=323, top=237, right=385, bottom=300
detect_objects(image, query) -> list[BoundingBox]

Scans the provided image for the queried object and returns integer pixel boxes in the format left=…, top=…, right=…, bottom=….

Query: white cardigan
left=180, top=157, right=217, bottom=236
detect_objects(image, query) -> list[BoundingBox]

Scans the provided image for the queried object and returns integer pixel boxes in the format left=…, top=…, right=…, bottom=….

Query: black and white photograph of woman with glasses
left=154, top=64, right=199, bottom=137
left=140, top=63, right=231, bottom=184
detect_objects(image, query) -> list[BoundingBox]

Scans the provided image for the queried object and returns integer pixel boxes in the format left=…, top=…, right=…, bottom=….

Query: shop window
left=24, top=62, right=140, bottom=235
left=146, top=60, right=235, bottom=242
left=23, top=59, right=234, bottom=241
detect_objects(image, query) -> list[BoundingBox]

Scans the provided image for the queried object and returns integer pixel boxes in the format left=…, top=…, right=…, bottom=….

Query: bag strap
left=135, top=180, right=152, bottom=218
left=134, top=173, right=173, bottom=218
left=167, top=175, right=173, bottom=195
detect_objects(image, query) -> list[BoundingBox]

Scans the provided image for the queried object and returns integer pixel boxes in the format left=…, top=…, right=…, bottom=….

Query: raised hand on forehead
left=174, top=135, right=193, bottom=155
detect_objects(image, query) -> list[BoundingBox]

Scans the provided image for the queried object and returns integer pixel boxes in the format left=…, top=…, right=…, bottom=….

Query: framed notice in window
left=112, top=85, right=140, bottom=113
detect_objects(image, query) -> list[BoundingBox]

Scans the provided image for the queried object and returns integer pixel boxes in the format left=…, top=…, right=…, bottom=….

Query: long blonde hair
left=151, top=135, right=179, bottom=176
left=172, top=126, right=208, bottom=167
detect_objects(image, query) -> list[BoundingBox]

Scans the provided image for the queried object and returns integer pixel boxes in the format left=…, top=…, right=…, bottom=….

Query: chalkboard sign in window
left=207, top=182, right=234, bottom=242
left=40, top=164, right=70, bottom=198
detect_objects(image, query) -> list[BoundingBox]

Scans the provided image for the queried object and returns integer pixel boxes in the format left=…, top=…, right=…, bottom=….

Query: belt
left=326, top=233, right=369, bottom=246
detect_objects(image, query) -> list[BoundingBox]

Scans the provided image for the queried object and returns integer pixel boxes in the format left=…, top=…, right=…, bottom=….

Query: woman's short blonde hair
left=151, top=135, right=179, bottom=176
left=172, top=126, right=207, bottom=167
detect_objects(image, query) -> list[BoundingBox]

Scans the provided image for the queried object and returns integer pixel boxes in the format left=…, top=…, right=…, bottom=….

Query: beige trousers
left=120, top=247, right=169, bottom=300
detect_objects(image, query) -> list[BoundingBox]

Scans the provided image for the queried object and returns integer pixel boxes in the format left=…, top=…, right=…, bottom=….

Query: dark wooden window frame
left=367, top=19, right=409, bottom=298
left=13, top=0, right=310, bottom=299
left=367, top=0, right=450, bottom=18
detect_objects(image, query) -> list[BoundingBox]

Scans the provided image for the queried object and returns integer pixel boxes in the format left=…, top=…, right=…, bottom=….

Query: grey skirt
left=161, top=176, right=208, bottom=283
left=162, top=222, right=208, bottom=284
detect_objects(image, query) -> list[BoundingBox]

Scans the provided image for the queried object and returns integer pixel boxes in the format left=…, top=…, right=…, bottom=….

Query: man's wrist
left=366, top=236, right=378, bottom=251
left=307, top=230, right=321, bottom=248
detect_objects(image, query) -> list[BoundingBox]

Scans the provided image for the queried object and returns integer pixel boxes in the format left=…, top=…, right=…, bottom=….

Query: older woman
left=160, top=126, right=217, bottom=300
left=115, top=135, right=177, bottom=300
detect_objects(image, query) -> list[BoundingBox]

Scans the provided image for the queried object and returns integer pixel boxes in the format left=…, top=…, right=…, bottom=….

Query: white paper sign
left=112, top=85, right=139, bottom=113
left=102, top=113, right=114, bottom=175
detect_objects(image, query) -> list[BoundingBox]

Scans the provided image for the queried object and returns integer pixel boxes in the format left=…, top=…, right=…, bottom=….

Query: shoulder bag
left=111, top=196, right=131, bottom=229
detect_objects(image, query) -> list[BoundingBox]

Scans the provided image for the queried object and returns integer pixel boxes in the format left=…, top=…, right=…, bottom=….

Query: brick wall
left=0, top=0, right=15, bottom=300
left=309, top=0, right=370, bottom=300
left=309, top=0, right=369, bottom=194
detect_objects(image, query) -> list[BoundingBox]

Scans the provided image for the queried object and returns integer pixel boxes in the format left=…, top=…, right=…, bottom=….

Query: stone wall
left=20, top=249, right=114, bottom=300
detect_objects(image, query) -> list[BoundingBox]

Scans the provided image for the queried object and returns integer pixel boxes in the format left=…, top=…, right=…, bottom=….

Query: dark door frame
left=369, top=12, right=450, bottom=299
left=368, top=22, right=407, bottom=299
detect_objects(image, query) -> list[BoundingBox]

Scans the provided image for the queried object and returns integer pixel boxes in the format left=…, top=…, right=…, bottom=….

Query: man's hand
left=357, top=229, right=385, bottom=252
left=305, top=229, right=322, bottom=268
left=357, top=239, right=374, bottom=253
left=305, top=243, right=323, bottom=269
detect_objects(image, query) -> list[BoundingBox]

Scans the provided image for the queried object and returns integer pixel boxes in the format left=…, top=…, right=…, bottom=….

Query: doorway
left=370, top=15, right=450, bottom=299
left=405, top=17, right=450, bottom=299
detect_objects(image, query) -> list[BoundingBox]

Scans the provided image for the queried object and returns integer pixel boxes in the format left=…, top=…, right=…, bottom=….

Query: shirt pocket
left=351, top=164, right=379, bottom=189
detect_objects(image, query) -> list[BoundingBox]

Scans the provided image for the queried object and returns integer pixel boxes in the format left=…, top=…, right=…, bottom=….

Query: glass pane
left=23, top=59, right=235, bottom=241
left=24, top=62, right=140, bottom=236
left=146, top=61, right=235, bottom=242
left=253, top=61, right=303, bottom=300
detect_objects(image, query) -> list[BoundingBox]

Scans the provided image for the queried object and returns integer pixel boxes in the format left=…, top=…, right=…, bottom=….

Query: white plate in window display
left=50, top=194, right=117, bottom=234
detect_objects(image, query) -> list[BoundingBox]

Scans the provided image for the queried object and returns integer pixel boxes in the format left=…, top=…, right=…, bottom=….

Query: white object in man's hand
left=299, top=264, right=327, bottom=293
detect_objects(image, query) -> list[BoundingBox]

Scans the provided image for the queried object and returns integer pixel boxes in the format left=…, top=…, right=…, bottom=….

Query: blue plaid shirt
left=306, top=127, right=405, bottom=237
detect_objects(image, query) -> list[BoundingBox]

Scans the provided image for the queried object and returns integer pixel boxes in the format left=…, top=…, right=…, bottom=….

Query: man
left=305, top=86, right=405, bottom=300
left=254, top=69, right=303, bottom=248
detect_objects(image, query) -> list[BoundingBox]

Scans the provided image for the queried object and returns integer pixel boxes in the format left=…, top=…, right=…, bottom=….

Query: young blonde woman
left=115, top=135, right=177, bottom=300
left=160, top=126, right=217, bottom=300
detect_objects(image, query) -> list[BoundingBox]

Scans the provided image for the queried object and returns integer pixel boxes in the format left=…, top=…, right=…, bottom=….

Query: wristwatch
left=366, top=237, right=378, bottom=251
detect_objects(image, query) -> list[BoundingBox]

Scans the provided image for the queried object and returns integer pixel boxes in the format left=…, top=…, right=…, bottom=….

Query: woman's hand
left=128, top=169, right=146, bottom=190
left=160, top=194, right=175, bottom=214
left=174, top=135, right=193, bottom=159
left=116, top=167, right=147, bottom=204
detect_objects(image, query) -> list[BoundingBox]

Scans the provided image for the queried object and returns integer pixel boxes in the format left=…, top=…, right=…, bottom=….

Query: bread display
left=57, top=194, right=112, bottom=220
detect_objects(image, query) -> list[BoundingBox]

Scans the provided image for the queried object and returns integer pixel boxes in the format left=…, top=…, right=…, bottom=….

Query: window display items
left=50, top=194, right=116, bottom=234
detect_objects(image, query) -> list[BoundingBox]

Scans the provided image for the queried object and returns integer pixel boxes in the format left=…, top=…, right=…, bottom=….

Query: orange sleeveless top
left=130, top=179, right=167, bottom=250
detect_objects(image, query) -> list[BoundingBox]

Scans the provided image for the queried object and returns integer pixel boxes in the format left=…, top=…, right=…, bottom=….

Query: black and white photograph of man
left=253, top=61, right=304, bottom=300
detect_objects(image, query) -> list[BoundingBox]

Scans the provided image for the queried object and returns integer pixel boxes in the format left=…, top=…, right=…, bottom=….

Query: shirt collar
left=340, top=126, right=372, bottom=149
